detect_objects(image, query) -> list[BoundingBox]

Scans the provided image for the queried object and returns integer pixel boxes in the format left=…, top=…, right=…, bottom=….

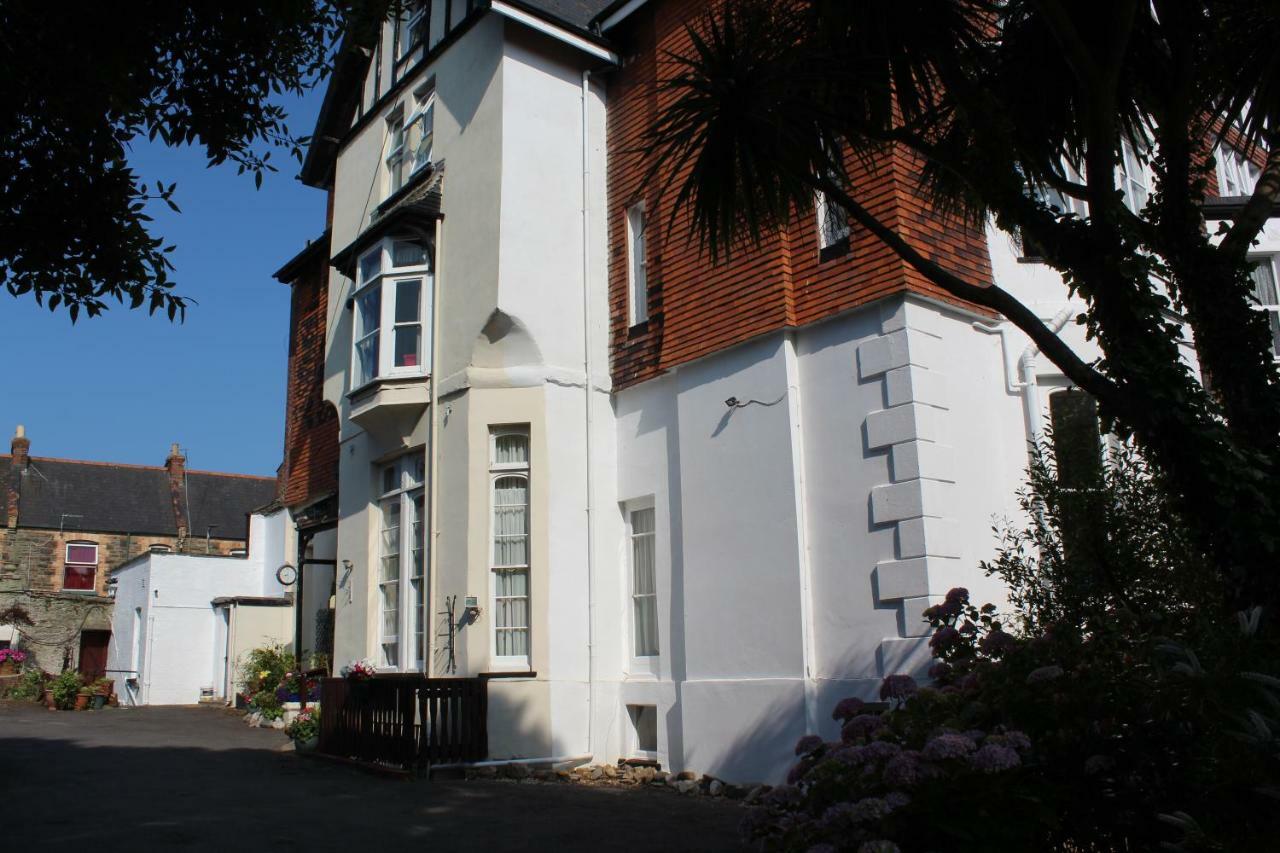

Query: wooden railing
left=317, top=675, right=487, bottom=771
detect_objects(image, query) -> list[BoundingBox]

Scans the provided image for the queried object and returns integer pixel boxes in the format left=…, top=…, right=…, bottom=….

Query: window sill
left=479, top=670, right=537, bottom=680
left=818, top=238, right=850, bottom=263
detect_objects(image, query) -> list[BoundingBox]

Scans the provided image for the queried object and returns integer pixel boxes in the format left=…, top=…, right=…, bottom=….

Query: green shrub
left=238, top=643, right=296, bottom=697
left=745, top=444, right=1280, bottom=852
left=8, top=667, right=46, bottom=700
left=49, top=669, right=84, bottom=710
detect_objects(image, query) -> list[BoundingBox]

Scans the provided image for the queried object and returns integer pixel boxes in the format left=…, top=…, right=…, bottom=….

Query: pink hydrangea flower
left=831, top=696, right=866, bottom=722
left=970, top=743, right=1021, bottom=773
left=922, top=732, right=977, bottom=761
left=879, top=674, right=918, bottom=701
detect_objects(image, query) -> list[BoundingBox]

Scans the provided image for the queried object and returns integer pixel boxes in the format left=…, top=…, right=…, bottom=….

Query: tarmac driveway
left=0, top=702, right=749, bottom=852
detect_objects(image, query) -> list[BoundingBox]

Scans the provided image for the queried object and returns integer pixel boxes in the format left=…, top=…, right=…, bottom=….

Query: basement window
left=627, top=704, right=658, bottom=754
left=63, top=542, right=99, bottom=592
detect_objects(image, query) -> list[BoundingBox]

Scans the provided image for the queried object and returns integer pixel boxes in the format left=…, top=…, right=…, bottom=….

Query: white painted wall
left=105, top=510, right=291, bottom=705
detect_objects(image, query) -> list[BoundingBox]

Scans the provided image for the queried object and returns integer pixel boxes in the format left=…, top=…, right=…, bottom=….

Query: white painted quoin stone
left=858, top=300, right=962, bottom=676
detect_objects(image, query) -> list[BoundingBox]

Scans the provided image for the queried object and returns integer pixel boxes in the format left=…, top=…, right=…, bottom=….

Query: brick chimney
left=165, top=443, right=189, bottom=540
left=7, top=425, right=28, bottom=529
left=10, top=425, right=29, bottom=470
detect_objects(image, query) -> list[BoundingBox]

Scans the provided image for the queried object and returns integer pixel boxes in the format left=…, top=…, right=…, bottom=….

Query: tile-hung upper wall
left=604, top=0, right=995, bottom=391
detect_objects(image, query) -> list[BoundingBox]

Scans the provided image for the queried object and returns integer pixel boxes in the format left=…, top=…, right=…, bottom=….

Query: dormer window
left=352, top=237, right=434, bottom=389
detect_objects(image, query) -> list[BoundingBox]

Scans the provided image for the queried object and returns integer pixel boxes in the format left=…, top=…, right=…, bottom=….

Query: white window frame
left=385, top=112, right=407, bottom=197
left=395, top=2, right=427, bottom=61
left=626, top=203, right=648, bottom=326
left=350, top=237, right=433, bottom=391
left=489, top=426, right=531, bottom=670
left=63, top=541, right=99, bottom=593
left=1219, top=144, right=1262, bottom=197
left=1248, top=254, right=1280, bottom=361
left=625, top=498, right=659, bottom=675
left=405, top=87, right=436, bottom=176
left=1118, top=136, right=1151, bottom=214
left=376, top=453, right=427, bottom=671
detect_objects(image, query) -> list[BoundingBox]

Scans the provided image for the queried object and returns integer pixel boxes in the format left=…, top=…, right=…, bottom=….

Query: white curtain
left=631, top=508, right=658, bottom=656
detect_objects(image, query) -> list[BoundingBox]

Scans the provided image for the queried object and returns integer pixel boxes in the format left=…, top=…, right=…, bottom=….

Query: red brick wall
left=279, top=244, right=339, bottom=510
left=605, top=0, right=993, bottom=390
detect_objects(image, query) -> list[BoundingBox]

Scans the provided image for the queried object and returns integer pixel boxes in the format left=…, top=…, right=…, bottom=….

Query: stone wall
left=0, top=589, right=113, bottom=674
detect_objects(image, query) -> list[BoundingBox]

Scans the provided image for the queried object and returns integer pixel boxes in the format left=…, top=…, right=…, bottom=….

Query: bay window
left=350, top=237, right=433, bottom=389
left=490, top=427, right=530, bottom=666
left=63, top=542, right=98, bottom=592
left=377, top=454, right=427, bottom=670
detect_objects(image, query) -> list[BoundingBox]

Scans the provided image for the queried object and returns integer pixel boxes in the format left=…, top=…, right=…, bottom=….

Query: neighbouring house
left=272, top=0, right=1280, bottom=782
left=0, top=427, right=278, bottom=677
left=106, top=508, right=292, bottom=706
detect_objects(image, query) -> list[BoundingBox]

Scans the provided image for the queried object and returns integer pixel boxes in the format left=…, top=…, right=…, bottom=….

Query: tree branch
left=813, top=175, right=1124, bottom=412
left=1219, top=142, right=1280, bottom=258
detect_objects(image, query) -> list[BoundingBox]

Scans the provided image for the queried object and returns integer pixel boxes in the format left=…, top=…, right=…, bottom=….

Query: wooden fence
left=318, top=675, right=488, bottom=771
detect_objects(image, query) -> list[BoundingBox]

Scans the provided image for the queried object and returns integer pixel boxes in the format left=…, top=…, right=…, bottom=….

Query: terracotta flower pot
left=74, top=693, right=90, bottom=711
left=0, top=660, right=16, bottom=676
left=43, top=690, right=57, bottom=711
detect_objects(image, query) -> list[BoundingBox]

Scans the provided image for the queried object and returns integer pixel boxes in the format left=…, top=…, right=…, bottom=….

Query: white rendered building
left=278, top=0, right=1276, bottom=783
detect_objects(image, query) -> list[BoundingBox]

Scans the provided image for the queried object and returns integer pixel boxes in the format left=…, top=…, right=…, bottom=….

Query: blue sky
left=0, top=89, right=327, bottom=476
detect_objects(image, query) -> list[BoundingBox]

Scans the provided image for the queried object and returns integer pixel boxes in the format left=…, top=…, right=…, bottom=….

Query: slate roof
left=1, top=455, right=276, bottom=539
left=519, top=0, right=616, bottom=29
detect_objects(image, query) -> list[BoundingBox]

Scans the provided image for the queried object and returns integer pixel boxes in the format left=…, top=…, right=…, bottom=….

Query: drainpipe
left=580, top=68, right=597, bottom=758
left=426, top=216, right=445, bottom=675
left=973, top=307, right=1075, bottom=448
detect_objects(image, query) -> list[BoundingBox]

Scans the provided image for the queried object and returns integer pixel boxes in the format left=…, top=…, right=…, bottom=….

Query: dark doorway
left=78, top=630, right=110, bottom=680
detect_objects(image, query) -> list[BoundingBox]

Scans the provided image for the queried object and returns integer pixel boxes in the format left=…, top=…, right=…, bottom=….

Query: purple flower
left=762, top=785, right=803, bottom=809
left=944, top=587, right=969, bottom=605
left=922, top=732, right=977, bottom=761
left=786, top=758, right=813, bottom=784
left=795, top=734, right=823, bottom=756
left=884, top=791, right=911, bottom=810
left=988, top=730, right=1032, bottom=752
left=970, top=743, right=1021, bottom=773
left=882, top=750, right=925, bottom=787
left=1025, top=665, right=1064, bottom=684
left=979, top=627, right=1018, bottom=656
left=807, top=846, right=838, bottom=853
left=927, top=661, right=953, bottom=681
left=842, top=714, right=886, bottom=742
left=929, top=625, right=960, bottom=653
left=819, top=802, right=856, bottom=829
left=879, top=674, right=918, bottom=701
left=959, top=619, right=978, bottom=635
left=831, top=696, right=866, bottom=722
left=858, top=842, right=902, bottom=853
left=835, top=740, right=901, bottom=768
left=849, top=797, right=893, bottom=823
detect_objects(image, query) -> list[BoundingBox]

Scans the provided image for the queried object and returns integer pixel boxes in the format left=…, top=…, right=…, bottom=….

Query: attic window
left=64, top=542, right=99, bottom=592
left=149, top=544, right=171, bottom=554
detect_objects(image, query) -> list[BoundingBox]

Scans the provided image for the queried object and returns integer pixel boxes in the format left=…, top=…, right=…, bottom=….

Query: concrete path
left=0, top=701, right=749, bottom=852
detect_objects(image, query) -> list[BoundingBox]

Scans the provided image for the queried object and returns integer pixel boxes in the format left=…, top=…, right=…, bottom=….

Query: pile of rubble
left=463, top=760, right=772, bottom=803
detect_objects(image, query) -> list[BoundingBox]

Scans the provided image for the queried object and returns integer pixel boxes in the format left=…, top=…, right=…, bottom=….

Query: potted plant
left=74, top=687, right=92, bottom=710
left=49, top=669, right=83, bottom=711
left=341, top=659, right=376, bottom=702
left=89, top=677, right=112, bottom=709
left=0, top=648, right=27, bottom=676
left=284, top=707, right=320, bottom=752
